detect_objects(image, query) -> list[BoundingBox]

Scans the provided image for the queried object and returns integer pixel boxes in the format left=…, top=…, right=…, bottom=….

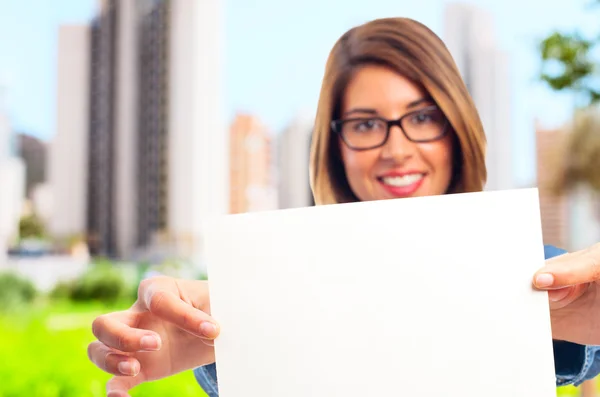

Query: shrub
left=0, top=271, right=37, bottom=312
left=18, top=213, right=47, bottom=240
left=51, top=263, right=135, bottom=306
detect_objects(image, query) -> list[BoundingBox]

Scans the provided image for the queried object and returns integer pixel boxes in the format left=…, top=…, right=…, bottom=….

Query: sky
left=0, top=0, right=597, bottom=187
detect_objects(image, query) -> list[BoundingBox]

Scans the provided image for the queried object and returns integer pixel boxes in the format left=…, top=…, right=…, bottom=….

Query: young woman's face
left=337, top=65, right=455, bottom=202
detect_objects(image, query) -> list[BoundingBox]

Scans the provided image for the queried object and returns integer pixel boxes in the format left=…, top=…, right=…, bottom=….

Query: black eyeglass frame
left=330, top=105, right=451, bottom=151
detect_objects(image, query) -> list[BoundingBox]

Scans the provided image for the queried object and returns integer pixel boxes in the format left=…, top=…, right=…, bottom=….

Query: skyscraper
left=48, top=24, right=90, bottom=242
left=87, top=2, right=117, bottom=256
left=163, top=0, right=228, bottom=263
left=58, top=0, right=227, bottom=263
left=0, top=85, right=11, bottom=160
left=278, top=112, right=315, bottom=209
left=535, top=122, right=569, bottom=248
left=443, top=3, right=513, bottom=191
left=16, top=133, right=47, bottom=198
left=229, top=114, right=277, bottom=214
left=0, top=85, right=25, bottom=263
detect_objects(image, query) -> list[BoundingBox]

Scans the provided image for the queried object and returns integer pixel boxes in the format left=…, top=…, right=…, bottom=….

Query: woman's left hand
left=534, top=243, right=600, bottom=345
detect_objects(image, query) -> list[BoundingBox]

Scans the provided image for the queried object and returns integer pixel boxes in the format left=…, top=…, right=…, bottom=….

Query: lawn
left=0, top=299, right=594, bottom=396
left=0, top=300, right=207, bottom=397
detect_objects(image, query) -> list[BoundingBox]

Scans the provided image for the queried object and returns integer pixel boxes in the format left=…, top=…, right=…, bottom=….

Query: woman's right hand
left=87, top=276, right=220, bottom=397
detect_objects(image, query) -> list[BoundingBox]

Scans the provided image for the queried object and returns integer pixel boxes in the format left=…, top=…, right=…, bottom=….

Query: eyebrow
left=343, top=96, right=434, bottom=117
left=407, top=97, right=433, bottom=108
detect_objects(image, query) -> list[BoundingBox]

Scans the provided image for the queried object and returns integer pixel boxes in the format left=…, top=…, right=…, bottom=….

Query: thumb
left=533, top=245, right=600, bottom=289
left=107, top=374, right=146, bottom=397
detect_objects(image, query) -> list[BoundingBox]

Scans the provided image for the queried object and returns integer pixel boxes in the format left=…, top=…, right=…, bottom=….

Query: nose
left=380, top=124, right=416, bottom=162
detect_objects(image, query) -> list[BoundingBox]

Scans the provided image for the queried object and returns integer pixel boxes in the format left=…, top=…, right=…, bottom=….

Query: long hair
left=309, top=17, right=487, bottom=205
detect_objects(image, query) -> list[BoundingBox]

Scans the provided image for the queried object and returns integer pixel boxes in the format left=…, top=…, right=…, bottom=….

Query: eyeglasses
left=331, top=105, right=450, bottom=151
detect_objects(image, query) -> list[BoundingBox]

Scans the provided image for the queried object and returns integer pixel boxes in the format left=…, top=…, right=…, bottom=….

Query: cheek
left=421, top=139, right=454, bottom=189
left=340, top=145, right=379, bottom=194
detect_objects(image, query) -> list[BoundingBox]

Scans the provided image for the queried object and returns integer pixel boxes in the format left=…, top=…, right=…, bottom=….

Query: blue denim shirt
left=193, top=245, right=600, bottom=396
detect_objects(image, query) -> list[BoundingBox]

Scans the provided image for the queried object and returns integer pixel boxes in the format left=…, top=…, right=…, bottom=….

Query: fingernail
left=118, top=361, right=135, bottom=375
left=140, top=335, right=160, bottom=350
left=535, top=273, right=554, bottom=288
left=200, top=322, right=218, bottom=338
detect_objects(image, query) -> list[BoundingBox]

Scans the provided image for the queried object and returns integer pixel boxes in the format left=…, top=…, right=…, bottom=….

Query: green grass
left=0, top=300, right=207, bottom=397
left=0, top=299, right=597, bottom=396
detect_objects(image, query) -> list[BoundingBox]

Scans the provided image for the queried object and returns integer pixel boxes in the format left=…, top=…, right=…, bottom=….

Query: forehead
left=342, top=65, right=427, bottom=111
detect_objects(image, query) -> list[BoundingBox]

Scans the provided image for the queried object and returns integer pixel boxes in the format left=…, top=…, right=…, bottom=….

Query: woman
left=88, top=17, right=600, bottom=397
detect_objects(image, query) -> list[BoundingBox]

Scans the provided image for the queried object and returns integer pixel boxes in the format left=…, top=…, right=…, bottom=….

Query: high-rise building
left=16, top=133, right=47, bottom=198
left=48, top=24, right=90, bottom=242
left=0, top=157, right=25, bottom=261
left=535, top=121, right=600, bottom=251
left=153, top=0, right=228, bottom=263
left=443, top=3, right=513, bottom=191
left=535, top=122, right=569, bottom=248
left=0, top=86, right=25, bottom=264
left=114, top=0, right=142, bottom=259
left=568, top=184, right=600, bottom=251
left=136, top=0, right=169, bottom=250
left=229, top=114, right=277, bottom=214
left=0, top=86, right=11, bottom=160
left=87, top=1, right=117, bottom=256
left=278, top=112, right=315, bottom=209
left=64, top=0, right=227, bottom=263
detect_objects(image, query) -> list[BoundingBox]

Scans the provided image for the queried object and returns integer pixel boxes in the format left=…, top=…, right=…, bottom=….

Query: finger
left=107, top=374, right=147, bottom=397
left=87, top=341, right=141, bottom=376
left=548, top=284, right=590, bottom=310
left=548, top=287, right=573, bottom=303
left=142, top=284, right=220, bottom=339
left=533, top=247, right=600, bottom=289
left=92, top=312, right=162, bottom=352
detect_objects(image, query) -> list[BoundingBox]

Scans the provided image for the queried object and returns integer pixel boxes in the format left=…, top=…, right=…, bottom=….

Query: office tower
left=17, top=133, right=47, bottom=199
left=229, top=114, right=277, bottom=214
left=77, top=0, right=226, bottom=262
left=0, top=86, right=10, bottom=160
left=163, top=0, right=228, bottom=262
left=443, top=3, right=513, bottom=191
left=136, top=0, right=168, bottom=250
left=87, top=0, right=162, bottom=257
left=114, top=0, right=140, bottom=259
left=0, top=87, right=25, bottom=263
left=87, top=1, right=117, bottom=256
left=48, top=25, right=90, bottom=241
left=278, top=112, right=315, bottom=209
left=568, top=184, right=600, bottom=250
left=535, top=123, right=569, bottom=248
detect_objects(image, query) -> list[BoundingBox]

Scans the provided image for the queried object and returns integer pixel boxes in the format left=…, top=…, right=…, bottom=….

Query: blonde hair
left=309, top=17, right=487, bottom=205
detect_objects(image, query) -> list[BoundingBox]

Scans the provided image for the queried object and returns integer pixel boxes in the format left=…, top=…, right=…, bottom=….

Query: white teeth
left=381, top=174, right=424, bottom=187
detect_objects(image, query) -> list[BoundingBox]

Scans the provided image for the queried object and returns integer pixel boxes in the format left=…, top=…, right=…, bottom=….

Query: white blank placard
left=204, top=188, right=556, bottom=397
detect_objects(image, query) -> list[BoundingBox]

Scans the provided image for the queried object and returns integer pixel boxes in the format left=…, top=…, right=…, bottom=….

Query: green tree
left=19, top=213, right=47, bottom=240
left=537, top=1, right=600, bottom=196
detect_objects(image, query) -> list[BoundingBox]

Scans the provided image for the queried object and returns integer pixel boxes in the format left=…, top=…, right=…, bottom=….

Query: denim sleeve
left=544, top=245, right=600, bottom=386
left=554, top=342, right=600, bottom=386
left=193, top=363, right=219, bottom=397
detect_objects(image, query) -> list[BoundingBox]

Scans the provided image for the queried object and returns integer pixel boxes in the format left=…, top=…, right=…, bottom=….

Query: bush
left=0, top=272, right=37, bottom=312
left=19, top=213, right=47, bottom=240
left=51, top=263, right=135, bottom=306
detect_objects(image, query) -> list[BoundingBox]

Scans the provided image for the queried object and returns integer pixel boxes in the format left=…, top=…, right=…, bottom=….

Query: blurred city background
left=0, top=0, right=599, bottom=395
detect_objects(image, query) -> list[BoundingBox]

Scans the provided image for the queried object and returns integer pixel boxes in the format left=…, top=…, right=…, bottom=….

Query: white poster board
left=205, top=189, right=556, bottom=397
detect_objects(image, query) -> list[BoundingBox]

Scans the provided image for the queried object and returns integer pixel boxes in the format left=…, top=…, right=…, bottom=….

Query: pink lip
left=379, top=170, right=423, bottom=178
left=377, top=173, right=426, bottom=198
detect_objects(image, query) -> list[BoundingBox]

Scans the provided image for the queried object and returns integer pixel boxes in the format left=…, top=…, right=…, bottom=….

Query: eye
left=408, top=108, right=445, bottom=127
left=412, top=112, right=434, bottom=124
left=349, top=118, right=385, bottom=133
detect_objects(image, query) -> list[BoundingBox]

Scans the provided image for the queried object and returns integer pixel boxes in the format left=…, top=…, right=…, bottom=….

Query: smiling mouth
left=378, top=173, right=425, bottom=187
